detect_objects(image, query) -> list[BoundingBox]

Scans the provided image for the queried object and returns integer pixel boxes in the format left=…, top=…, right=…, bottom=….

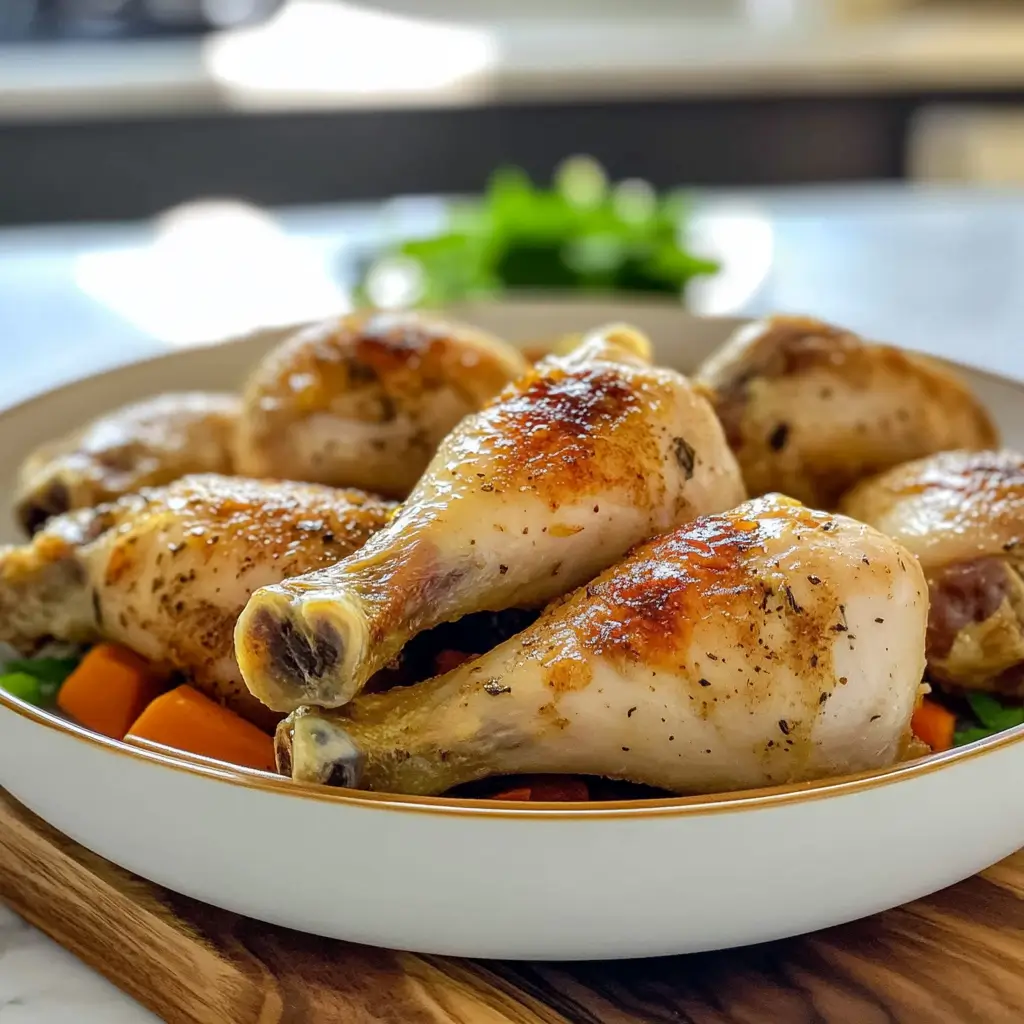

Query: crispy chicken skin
left=279, top=495, right=928, bottom=795
left=236, top=322, right=746, bottom=713
left=234, top=310, right=529, bottom=499
left=0, top=475, right=395, bottom=728
left=695, top=315, right=998, bottom=508
left=15, top=392, right=241, bottom=535
left=841, top=450, right=1024, bottom=694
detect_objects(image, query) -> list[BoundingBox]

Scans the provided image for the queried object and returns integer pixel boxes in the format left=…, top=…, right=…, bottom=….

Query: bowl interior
left=0, top=300, right=747, bottom=542
left=3, top=299, right=1024, bottom=808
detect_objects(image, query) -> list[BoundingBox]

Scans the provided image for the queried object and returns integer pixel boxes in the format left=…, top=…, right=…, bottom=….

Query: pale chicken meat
left=841, top=450, right=1024, bottom=695
left=695, top=315, right=998, bottom=508
left=0, top=475, right=395, bottom=728
left=236, top=322, right=747, bottom=713
left=15, top=392, right=241, bottom=535
left=234, top=310, right=529, bottom=499
left=278, top=495, right=928, bottom=795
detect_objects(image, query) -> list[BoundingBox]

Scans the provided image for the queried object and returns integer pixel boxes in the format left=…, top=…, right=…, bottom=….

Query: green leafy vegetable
left=0, top=655, right=80, bottom=706
left=954, top=726, right=1000, bottom=747
left=968, top=692, right=1024, bottom=730
left=358, top=157, right=719, bottom=307
left=5, top=657, right=80, bottom=686
left=953, top=691, right=1024, bottom=746
left=0, top=672, right=47, bottom=705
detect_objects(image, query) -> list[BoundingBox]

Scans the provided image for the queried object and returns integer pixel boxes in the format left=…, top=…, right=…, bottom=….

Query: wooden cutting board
left=2, top=790, right=1024, bottom=1024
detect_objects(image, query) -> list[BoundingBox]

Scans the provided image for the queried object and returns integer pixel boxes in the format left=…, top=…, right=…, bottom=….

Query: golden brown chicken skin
left=695, top=315, right=998, bottom=508
left=234, top=310, right=529, bottom=499
left=279, top=495, right=928, bottom=796
left=15, top=392, right=241, bottom=535
left=0, top=475, right=395, bottom=728
left=236, top=323, right=746, bottom=714
left=842, top=449, right=1024, bottom=695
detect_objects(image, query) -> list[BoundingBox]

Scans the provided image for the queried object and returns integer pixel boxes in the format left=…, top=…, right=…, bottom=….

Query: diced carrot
left=911, top=698, right=956, bottom=752
left=127, top=734, right=281, bottom=776
left=57, top=643, right=165, bottom=740
left=434, top=649, right=473, bottom=675
left=491, top=786, right=534, bottom=801
left=491, top=775, right=590, bottom=801
left=530, top=777, right=590, bottom=801
left=126, top=684, right=275, bottom=772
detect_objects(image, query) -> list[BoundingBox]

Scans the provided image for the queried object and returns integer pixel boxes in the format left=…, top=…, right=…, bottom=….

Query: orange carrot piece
left=911, top=698, right=956, bottom=752
left=491, top=776, right=590, bottom=801
left=56, top=643, right=164, bottom=740
left=491, top=786, right=534, bottom=801
left=126, top=684, right=275, bottom=772
left=530, top=777, right=590, bottom=801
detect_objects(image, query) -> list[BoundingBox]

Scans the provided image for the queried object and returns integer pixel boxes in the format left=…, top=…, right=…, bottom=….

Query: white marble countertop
left=0, top=906, right=157, bottom=1022
left=2, top=182, right=1024, bottom=1020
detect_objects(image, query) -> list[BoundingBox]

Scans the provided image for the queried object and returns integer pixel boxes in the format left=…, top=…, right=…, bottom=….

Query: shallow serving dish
left=2, top=299, right=1024, bottom=961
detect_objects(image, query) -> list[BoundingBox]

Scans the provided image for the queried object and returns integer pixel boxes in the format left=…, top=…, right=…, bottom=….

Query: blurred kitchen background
left=5, top=0, right=1024, bottom=402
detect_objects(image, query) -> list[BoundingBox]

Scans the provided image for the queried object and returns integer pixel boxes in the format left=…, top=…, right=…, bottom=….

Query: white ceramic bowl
left=2, top=300, right=1023, bottom=960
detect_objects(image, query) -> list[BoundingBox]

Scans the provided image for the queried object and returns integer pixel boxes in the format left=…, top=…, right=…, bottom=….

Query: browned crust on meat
left=243, top=311, right=526, bottom=418
left=551, top=499, right=844, bottom=683
left=841, top=450, right=1024, bottom=568
left=235, top=312, right=528, bottom=496
left=851, top=449, right=1024, bottom=513
left=696, top=315, right=999, bottom=508
left=15, top=392, right=241, bottom=533
left=98, top=477, right=396, bottom=727
left=475, top=365, right=661, bottom=510
left=700, top=316, right=861, bottom=446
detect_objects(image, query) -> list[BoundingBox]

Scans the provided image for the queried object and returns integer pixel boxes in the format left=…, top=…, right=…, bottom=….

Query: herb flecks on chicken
left=0, top=475, right=395, bottom=729
left=15, top=392, right=241, bottom=536
left=696, top=315, right=997, bottom=509
left=236, top=322, right=746, bottom=713
left=234, top=311, right=529, bottom=500
left=278, top=495, right=928, bottom=796
left=842, top=449, right=1024, bottom=695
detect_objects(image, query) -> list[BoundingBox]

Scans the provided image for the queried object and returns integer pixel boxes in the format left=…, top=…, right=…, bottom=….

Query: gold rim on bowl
left=3, top=310, right=1023, bottom=819
left=4, top=690, right=1021, bottom=819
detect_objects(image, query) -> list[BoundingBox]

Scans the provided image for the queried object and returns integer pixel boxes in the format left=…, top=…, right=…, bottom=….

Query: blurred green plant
left=357, top=156, right=719, bottom=308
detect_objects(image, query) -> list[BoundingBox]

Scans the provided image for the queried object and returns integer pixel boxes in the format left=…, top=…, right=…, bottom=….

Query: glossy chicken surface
left=842, top=450, right=1024, bottom=694
left=236, top=323, right=747, bottom=713
left=15, top=392, right=241, bottom=535
left=695, top=315, right=998, bottom=509
left=278, top=495, right=928, bottom=795
left=0, top=475, right=395, bottom=728
left=234, top=311, right=529, bottom=499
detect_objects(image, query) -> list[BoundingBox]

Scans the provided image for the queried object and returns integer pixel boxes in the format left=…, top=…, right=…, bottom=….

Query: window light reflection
left=204, top=1, right=497, bottom=101
left=73, top=200, right=347, bottom=347
left=685, top=205, right=774, bottom=316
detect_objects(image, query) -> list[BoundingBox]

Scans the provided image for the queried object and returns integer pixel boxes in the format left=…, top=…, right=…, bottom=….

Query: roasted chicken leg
left=15, top=392, right=241, bottom=535
left=0, top=475, right=395, bottom=728
left=695, top=315, right=997, bottom=508
left=234, top=311, right=529, bottom=499
left=841, top=449, right=1024, bottom=695
left=278, top=495, right=928, bottom=795
left=236, top=323, right=747, bottom=713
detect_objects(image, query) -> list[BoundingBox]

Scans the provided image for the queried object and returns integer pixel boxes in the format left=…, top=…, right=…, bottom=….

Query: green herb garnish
left=953, top=691, right=1024, bottom=746
left=6, top=657, right=80, bottom=686
left=0, top=671, right=48, bottom=705
left=358, top=156, right=719, bottom=307
left=0, top=655, right=80, bottom=706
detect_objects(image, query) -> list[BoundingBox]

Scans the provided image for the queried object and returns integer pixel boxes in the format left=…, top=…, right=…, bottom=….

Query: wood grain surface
left=1, top=789, right=1023, bottom=1024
